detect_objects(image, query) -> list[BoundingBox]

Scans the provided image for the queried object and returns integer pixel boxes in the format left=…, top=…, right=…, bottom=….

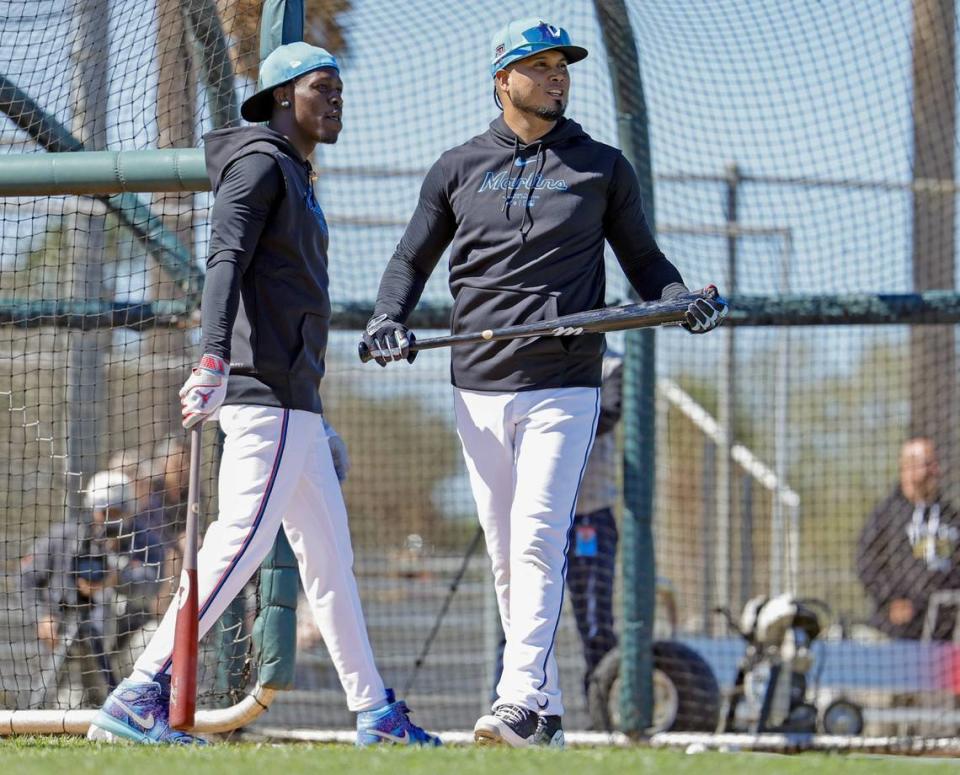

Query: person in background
left=565, top=350, right=623, bottom=692
left=109, top=447, right=174, bottom=608
left=144, top=435, right=190, bottom=544
left=21, top=471, right=153, bottom=698
left=857, top=437, right=960, bottom=640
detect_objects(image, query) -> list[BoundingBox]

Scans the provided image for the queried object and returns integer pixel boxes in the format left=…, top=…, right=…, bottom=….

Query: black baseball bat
left=358, top=289, right=720, bottom=364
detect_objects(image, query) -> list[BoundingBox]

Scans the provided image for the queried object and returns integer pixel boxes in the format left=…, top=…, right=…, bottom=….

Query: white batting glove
left=324, top=419, right=351, bottom=482
left=179, top=354, right=229, bottom=429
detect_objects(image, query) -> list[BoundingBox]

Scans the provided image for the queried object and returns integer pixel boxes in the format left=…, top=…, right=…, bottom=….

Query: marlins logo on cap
left=489, top=17, right=588, bottom=77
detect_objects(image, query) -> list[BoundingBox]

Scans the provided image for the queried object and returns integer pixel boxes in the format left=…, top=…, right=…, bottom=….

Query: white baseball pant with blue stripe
left=131, top=404, right=387, bottom=711
left=454, top=386, right=600, bottom=717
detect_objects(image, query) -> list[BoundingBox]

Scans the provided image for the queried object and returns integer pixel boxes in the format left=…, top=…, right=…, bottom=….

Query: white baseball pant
left=454, top=386, right=600, bottom=716
left=131, top=404, right=387, bottom=711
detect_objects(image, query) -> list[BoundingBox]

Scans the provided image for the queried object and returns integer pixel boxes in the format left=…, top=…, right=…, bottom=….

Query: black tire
left=587, top=641, right=721, bottom=733
left=820, top=698, right=864, bottom=736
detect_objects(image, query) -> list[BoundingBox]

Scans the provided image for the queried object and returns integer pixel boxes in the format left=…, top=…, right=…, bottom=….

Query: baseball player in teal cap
left=88, top=41, right=440, bottom=747
left=363, top=17, right=727, bottom=747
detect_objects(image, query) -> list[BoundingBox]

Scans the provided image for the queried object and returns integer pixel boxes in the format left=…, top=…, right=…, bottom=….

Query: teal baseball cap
left=490, top=18, right=587, bottom=77
left=241, top=41, right=340, bottom=123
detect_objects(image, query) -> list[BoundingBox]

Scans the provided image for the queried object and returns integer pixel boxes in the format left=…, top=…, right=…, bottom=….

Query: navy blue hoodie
left=200, top=126, right=331, bottom=413
left=373, top=115, right=685, bottom=391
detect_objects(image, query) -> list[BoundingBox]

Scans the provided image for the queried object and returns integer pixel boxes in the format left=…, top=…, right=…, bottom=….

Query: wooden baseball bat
left=358, top=289, right=719, bottom=363
left=169, top=424, right=201, bottom=730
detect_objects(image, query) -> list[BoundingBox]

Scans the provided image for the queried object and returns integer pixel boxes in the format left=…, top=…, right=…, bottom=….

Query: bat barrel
left=170, top=424, right=202, bottom=730
left=169, top=567, right=198, bottom=730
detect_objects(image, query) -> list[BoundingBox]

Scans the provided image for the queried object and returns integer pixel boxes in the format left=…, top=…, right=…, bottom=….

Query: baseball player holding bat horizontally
left=88, top=43, right=439, bottom=746
left=361, top=18, right=727, bottom=747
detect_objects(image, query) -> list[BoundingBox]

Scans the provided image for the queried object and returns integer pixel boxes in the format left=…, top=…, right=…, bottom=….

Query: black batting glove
left=681, top=284, right=728, bottom=334
left=362, top=313, right=417, bottom=366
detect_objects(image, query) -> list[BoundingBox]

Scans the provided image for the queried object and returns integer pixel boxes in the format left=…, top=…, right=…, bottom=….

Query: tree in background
left=216, top=0, right=351, bottom=80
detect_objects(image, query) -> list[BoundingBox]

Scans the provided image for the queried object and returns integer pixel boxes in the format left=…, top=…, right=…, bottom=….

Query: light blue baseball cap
left=241, top=41, right=340, bottom=122
left=490, top=18, right=587, bottom=77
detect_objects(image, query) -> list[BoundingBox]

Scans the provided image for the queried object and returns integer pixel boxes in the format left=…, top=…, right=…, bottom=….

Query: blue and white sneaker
left=356, top=689, right=441, bottom=747
left=86, top=674, right=207, bottom=745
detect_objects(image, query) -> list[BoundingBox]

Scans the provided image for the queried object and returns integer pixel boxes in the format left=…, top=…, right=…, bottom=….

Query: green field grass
left=1, top=738, right=957, bottom=775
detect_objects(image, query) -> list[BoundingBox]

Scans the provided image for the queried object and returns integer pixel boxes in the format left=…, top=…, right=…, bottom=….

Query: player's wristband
left=197, top=354, right=229, bottom=375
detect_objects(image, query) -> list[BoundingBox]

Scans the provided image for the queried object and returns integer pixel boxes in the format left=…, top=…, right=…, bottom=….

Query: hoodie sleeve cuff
left=660, top=282, right=690, bottom=301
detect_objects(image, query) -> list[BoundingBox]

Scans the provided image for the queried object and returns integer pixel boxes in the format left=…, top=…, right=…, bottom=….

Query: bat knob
left=358, top=341, right=373, bottom=363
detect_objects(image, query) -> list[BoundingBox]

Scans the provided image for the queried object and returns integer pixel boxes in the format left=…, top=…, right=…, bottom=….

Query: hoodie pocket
left=288, top=312, right=329, bottom=407
left=452, top=284, right=562, bottom=348
left=452, top=284, right=604, bottom=361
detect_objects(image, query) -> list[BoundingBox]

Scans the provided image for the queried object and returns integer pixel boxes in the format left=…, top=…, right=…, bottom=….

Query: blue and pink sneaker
left=356, top=689, right=441, bottom=747
left=87, top=674, right=207, bottom=745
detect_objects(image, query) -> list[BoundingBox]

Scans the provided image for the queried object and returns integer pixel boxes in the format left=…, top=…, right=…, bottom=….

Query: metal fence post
left=594, top=0, right=656, bottom=734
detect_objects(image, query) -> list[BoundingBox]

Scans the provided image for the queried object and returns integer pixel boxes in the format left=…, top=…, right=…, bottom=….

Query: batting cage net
left=1, top=0, right=959, bottom=746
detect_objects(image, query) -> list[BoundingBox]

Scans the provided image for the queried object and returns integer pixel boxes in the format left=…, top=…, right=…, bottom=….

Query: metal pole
left=65, top=0, right=110, bottom=519
left=740, top=474, right=754, bottom=606
left=702, top=439, right=716, bottom=632
left=181, top=0, right=240, bottom=129
left=716, top=163, right=739, bottom=616
left=770, top=388, right=785, bottom=595
left=789, top=501, right=801, bottom=594
left=593, top=0, right=656, bottom=734
left=771, top=232, right=793, bottom=595
left=259, top=0, right=305, bottom=59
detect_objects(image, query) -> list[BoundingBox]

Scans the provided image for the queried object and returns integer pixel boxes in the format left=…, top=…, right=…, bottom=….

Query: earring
left=280, top=99, right=291, bottom=108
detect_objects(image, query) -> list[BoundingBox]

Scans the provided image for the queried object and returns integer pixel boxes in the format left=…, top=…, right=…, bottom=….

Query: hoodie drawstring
left=503, top=139, right=545, bottom=237
left=519, top=143, right=546, bottom=238
left=501, top=137, right=521, bottom=216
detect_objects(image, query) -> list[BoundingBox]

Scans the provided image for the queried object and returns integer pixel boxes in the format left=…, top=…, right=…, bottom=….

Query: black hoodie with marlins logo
left=199, top=125, right=332, bottom=413
left=373, top=115, right=686, bottom=391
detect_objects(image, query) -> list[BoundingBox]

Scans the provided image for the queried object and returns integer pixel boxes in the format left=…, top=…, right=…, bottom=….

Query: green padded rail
left=0, top=149, right=208, bottom=196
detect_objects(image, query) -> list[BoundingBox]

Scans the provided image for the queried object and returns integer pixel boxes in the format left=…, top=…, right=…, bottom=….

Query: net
left=0, top=0, right=958, bottom=744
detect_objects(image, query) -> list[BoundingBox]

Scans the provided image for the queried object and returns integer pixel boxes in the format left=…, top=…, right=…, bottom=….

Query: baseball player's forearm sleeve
left=373, top=159, right=455, bottom=322
left=372, top=258, right=429, bottom=322
left=201, top=153, right=283, bottom=359
left=200, top=259, right=241, bottom=359
left=604, top=153, right=685, bottom=300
